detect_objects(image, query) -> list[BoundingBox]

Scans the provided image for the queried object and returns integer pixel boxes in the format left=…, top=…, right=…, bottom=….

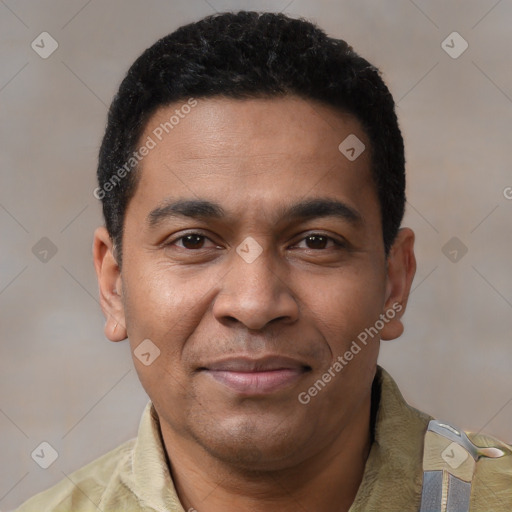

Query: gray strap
left=420, top=470, right=443, bottom=511
left=419, top=470, right=470, bottom=512
left=427, top=421, right=478, bottom=461
left=446, top=474, right=471, bottom=512
left=419, top=420, right=473, bottom=512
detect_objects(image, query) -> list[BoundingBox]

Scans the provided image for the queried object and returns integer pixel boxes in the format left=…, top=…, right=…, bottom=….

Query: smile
left=200, top=356, right=311, bottom=395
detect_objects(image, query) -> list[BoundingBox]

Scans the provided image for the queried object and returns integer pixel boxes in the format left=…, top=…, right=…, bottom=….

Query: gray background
left=1, top=0, right=511, bottom=509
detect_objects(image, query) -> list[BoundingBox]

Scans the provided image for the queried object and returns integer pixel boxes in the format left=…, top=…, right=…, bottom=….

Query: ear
left=92, top=226, right=127, bottom=342
left=380, top=227, right=416, bottom=341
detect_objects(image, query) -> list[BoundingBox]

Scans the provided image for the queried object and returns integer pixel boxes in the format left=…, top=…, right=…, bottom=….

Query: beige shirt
left=16, top=366, right=512, bottom=511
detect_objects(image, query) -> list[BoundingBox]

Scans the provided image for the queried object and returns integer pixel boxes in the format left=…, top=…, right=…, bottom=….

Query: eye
left=294, top=233, right=346, bottom=250
left=164, top=232, right=346, bottom=252
left=169, top=233, right=219, bottom=250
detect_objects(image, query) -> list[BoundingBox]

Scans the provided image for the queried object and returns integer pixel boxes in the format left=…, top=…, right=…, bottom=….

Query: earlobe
left=93, top=226, right=127, bottom=342
left=380, top=228, right=416, bottom=341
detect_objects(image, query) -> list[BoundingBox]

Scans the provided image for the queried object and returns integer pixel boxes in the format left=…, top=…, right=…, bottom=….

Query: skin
left=93, top=95, right=416, bottom=512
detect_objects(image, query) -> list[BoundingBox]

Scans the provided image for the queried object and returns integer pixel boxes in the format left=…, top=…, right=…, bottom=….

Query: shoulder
left=422, top=419, right=512, bottom=510
left=467, top=430, right=512, bottom=509
left=377, top=368, right=512, bottom=509
left=15, top=438, right=136, bottom=512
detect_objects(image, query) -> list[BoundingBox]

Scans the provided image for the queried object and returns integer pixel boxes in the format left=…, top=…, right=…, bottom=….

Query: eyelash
left=165, top=232, right=346, bottom=251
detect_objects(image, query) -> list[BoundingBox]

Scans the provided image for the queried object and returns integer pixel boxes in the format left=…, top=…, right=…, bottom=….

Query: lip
left=200, top=356, right=311, bottom=395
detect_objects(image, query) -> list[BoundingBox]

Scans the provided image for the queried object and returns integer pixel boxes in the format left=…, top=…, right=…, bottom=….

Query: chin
left=190, top=416, right=307, bottom=471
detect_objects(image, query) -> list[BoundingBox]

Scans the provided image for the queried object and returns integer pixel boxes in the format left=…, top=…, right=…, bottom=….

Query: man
left=16, top=10, right=511, bottom=512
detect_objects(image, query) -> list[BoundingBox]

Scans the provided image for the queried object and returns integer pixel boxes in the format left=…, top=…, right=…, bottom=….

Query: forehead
left=141, top=95, right=368, bottom=165
left=127, top=95, right=378, bottom=229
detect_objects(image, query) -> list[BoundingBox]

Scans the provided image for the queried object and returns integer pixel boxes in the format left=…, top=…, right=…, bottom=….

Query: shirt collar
left=127, top=402, right=185, bottom=511
left=349, top=366, right=432, bottom=510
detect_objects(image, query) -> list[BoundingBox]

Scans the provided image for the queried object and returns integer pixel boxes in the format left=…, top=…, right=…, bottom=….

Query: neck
left=160, top=392, right=373, bottom=512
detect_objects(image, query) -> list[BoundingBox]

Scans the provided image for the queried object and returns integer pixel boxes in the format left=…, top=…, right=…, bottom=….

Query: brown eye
left=296, top=234, right=344, bottom=250
left=178, top=234, right=206, bottom=249
left=304, top=235, right=329, bottom=249
left=164, top=233, right=217, bottom=251
left=162, top=232, right=222, bottom=258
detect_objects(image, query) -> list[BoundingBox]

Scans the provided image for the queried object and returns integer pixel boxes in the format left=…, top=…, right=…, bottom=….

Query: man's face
left=96, top=96, right=413, bottom=471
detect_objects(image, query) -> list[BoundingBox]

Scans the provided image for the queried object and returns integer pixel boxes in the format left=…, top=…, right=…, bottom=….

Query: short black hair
left=96, top=10, right=405, bottom=267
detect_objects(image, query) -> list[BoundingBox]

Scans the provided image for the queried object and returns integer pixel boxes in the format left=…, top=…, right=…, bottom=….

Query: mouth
left=199, top=356, right=312, bottom=395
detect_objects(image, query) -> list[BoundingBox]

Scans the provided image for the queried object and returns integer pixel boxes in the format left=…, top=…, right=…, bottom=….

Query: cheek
left=124, top=263, right=192, bottom=336
left=120, top=269, right=186, bottom=396
left=122, top=268, right=195, bottom=422
left=121, top=262, right=215, bottom=389
left=298, top=268, right=384, bottom=421
left=304, top=264, right=386, bottom=348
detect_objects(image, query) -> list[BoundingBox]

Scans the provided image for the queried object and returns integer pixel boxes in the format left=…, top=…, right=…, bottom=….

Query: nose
left=212, top=245, right=300, bottom=331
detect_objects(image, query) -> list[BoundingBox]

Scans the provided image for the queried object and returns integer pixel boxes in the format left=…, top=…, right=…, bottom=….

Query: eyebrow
left=146, top=197, right=363, bottom=229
